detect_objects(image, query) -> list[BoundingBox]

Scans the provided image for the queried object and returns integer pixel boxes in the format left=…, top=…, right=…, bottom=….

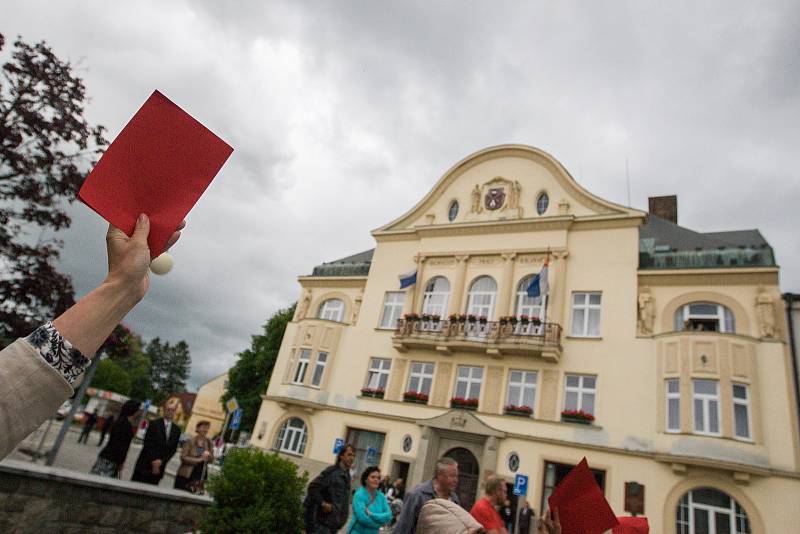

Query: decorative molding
left=638, top=268, right=779, bottom=288
left=298, top=276, right=368, bottom=288
left=429, top=257, right=457, bottom=266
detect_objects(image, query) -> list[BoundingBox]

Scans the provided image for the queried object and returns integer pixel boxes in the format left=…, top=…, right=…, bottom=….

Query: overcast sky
left=4, top=1, right=799, bottom=390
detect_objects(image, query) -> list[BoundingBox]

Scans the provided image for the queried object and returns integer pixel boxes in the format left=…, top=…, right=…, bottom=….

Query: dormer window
left=536, top=192, right=549, bottom=215
left=674, top=302, right=735, bottom=333
left=448, top=200, right=459, bottom=221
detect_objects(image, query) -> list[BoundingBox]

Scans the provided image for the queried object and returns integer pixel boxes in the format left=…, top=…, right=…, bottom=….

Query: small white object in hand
left=150, top=253, right=174, bottom=275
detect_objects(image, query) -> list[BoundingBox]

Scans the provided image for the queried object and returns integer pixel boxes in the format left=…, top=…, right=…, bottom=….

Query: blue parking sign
left=230, top=409, right=242, bottom=430
left=513, top=474, right=529, bottom=496
left=333, top=438, right=345, bottom=454
left=365, top=446, right=377, bottom=465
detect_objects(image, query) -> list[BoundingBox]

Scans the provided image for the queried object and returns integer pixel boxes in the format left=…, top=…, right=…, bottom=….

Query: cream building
left=252, top=145, right=800, bottom=533
left=185, top=372, right=228, bottom=437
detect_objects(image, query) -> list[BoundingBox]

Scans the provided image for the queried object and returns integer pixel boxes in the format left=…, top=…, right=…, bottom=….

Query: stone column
left=480, top=436, right=500, bottom=490
left=411, top=426, right=433, bottom=487
left=448, top=255, right=470, bottom=316
left=496, top=253, right=517, bottom=318
left=411, top=254, right=427, bottom=312
left=549, top=251, right=569, bottom=327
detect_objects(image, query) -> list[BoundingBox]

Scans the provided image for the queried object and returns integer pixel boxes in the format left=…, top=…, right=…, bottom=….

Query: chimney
left=648, top=195, right=678, bottom=224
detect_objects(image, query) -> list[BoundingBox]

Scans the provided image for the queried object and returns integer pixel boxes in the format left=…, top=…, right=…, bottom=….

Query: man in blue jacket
left=394, top=457, right=461, bottom=534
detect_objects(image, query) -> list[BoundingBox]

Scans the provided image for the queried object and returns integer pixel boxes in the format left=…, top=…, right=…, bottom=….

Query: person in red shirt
left=470, top=475, right=509, bottom=534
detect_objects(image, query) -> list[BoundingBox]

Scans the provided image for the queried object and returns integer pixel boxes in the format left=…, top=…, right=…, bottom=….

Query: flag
left=527, top=261, right=549, bottom=298
left=399, top=268, right=417, bottom=289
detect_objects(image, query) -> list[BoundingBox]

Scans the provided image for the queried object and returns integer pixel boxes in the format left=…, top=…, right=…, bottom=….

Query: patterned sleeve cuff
left=25, top=322, right=90, bottom=384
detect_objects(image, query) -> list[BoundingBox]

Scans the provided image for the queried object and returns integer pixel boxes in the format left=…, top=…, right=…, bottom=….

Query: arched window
left=676, top=487, right=751, bottom=534
left=515, top=275, right=547, bottom=332
left=467, top=276, right=497, bottom=319
left=422, top=277, right=450, bottom=317
left=274, top=417, right=308, bottom=455
left=674, top=302, right=735, bottom=333
left=318, top=298, right=345, bottom=322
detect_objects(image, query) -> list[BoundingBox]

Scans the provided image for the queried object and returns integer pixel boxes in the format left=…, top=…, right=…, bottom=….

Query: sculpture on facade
left=637, top=287, right=656, bottom=335
left=353, top=292, right=363, bottom=324
left=756, top=286, right=777, bottom=338
left=471, top=184, right=482, bottom=213
left=296, top=289, right=312, bottom=320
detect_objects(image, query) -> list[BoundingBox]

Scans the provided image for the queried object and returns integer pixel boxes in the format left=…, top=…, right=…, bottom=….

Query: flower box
left=561, top=410, right=595, bottom=424
left=404, top=313, right=420, bottom=322
left=450, top=397, right=479, bottom=410
left=478, top=316, right=488, bottom=324
left=467, top=314, right=478, bottom=323
left=403, top=391, right=429, bottom=404
left=504, top=404, right=533, bottom=417
left=360, top=388, right=385, bottom=399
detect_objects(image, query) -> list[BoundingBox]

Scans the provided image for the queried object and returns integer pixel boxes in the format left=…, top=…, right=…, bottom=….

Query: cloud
left=5, top=0, right=799, bottom=388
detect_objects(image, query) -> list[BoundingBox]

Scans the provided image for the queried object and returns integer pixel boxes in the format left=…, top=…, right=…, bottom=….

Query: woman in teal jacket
left=347, top=466, right=392, bottom=534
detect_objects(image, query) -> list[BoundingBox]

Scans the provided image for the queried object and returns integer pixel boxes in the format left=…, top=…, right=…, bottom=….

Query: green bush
left=203, top=448, right=308, bottom=534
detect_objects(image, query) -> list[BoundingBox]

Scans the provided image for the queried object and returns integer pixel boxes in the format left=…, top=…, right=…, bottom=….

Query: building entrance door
left=444, top=447, right=479, bottom=510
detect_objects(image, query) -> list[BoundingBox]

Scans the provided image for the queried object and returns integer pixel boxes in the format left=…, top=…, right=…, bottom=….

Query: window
left=732, top=384, right=752, bottom=440
left=293, top=349, right=311, bottom=384
left=318, top=298, right=345, bottom=322
left=564, top=374, right=596, bottom=415
left=454, top=366, right=483, bottom=400
left=506, top=370, right=538, bottom=413
left=422, top=277, right=450, bottom=317
left=542, top=461, right=605, bottom=515
left=676, top=487, right=751, bottom=534
left=674, top=302, right=735, bottom=333
left=467, top=276, right=497, bottom=319
left=310, top=352, right=328, bottom=387
left=448, top=200, right=459, bottom=221
left=366, top=358, right=391, bottom=390
left=536, top=192, right=549, bottom=215
left=346, top=428, right=386, bottom=477
left=515, top=276, right=547, bottom=334
left=666, top=379, right=681, bottom=432
left=570, top=292, right=602, bottom=337
left=379, top=292, right=405, bottom=329
left=274, top=417, right=307, bottom=455
left=407, top=362, right=435, bottom=396
left=693, top=379, right=721, bottom=435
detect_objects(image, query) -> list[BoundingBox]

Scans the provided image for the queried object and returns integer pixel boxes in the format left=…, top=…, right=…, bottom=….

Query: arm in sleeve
left=0, top=337, right=74, bottom=460
left=350, top=489, right=374, bottom=526
left=180, top=440, right=203, bottom=466
left=393, top=489, right=423, bottom=534
left=369, top=493, right=393, bottom=526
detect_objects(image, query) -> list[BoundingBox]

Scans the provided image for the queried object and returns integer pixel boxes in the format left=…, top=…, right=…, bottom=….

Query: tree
left=118, top=352, right=154, bottom=401
left=0, top=34, right=107, bottom=343
left=146, top=337, right=191, bottom=404
left=90, top=359, right=132, bottom=396
left=204, top=448, right=307, bottom=534
left=222, top=304, right=295, bottom=433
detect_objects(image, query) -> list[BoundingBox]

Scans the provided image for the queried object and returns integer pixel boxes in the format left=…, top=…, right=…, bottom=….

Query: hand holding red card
left=547, top=457, right=619, bottom=534
left=79, top=90, right=233, bottom=258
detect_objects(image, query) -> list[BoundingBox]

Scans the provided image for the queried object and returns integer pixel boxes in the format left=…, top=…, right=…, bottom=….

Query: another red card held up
left=79, top=90, right=233, bottom=258
left=613, top=516, right=649, bottom=534
left=547, top=457, right=619, bottom=534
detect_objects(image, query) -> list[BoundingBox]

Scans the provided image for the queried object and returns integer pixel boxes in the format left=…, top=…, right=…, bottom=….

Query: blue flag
left=399, top=268, right=417, bottom=289
left=526, top=263, right=549, bottom=298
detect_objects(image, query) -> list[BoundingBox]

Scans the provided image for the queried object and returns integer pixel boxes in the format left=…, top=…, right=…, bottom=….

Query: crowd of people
left=302, top=447, right=561, bottom=534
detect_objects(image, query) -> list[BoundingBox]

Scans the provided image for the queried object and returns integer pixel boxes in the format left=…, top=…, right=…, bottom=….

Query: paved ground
left=8, top=418, right=180, bottom=488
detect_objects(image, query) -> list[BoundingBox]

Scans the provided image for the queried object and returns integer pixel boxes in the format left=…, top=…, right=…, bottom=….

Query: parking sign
left=513, top=474, right=529, bottom=496
left=365, top=446, right=377, bottom=465
left=230, top=408, right=242, bottom=430
left=333, top=438, right=345, bottom=454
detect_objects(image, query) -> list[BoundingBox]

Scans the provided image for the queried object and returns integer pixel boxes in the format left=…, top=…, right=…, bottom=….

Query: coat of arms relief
left=470, top=177, right=523, bottom=218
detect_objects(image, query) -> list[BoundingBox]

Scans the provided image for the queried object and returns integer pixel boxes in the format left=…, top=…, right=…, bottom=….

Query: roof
left=639, top=215, right=775, bottom=270
left=311, top=249, right=374, bottom=277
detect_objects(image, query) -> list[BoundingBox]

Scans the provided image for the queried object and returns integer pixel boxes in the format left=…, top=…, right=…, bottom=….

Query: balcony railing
left=392, top=319, right=562, bottom=361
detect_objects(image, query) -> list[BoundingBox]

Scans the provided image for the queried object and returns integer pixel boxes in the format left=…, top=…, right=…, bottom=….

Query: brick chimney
left=648, top=195, right=678, bottom=224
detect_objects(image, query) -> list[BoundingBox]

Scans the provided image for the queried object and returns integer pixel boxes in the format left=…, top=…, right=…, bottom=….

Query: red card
left=613, top=517, right=649, bottom=534
left=79, top=90, right=233, bottom=257
left=547, top=457, right=619, bottom=534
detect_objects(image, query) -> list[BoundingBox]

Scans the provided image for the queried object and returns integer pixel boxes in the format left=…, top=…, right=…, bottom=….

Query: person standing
left=303, top=444, right=356, bottom=534
left=394, top=457, right=460, bottom=534
left=347, top=466, right=393, bottom=534
left=175, top=420, right=214, bottom=493
left=517, top=501, right=535, bottom=534
left=379, top=475, right=392, bottom=494
left=131, top=403, right=180, bottom=485
left=470, top=475, right=509, bottom=534
left=77, top=411, right=98, bottom=444
left=502, top=498, right=514, bottom=533
left=97, top=410, right=115, bottom=447
left=90, top=400, right=140, bottom=478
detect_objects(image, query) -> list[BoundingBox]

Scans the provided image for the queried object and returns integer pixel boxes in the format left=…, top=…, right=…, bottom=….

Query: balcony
left=392, top=319, right=562, bottom=361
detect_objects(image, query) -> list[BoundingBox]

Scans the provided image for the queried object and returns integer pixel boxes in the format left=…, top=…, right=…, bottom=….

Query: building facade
left=251, top=145, right=800, bottom=533
left=185, top=373, right=228, bottom=437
